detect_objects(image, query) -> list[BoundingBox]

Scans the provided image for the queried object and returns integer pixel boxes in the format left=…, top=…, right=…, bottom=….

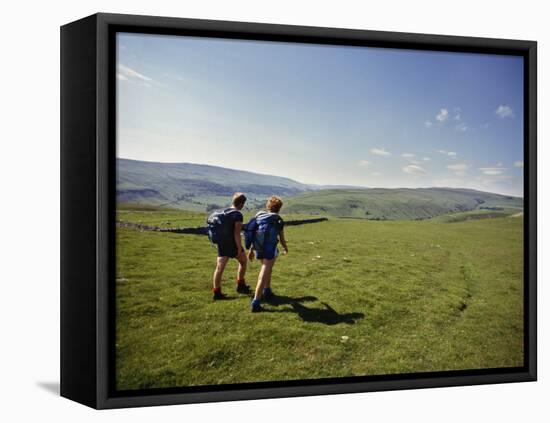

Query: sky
left=117, top=33, right=524, bottom=197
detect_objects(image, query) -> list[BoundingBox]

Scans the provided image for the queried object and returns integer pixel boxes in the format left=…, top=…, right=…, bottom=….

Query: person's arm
left=279, top=229, right=288, bottom=254
left=234, top=221, right=244, bottom=253
left=248, top=246, right=255, bottom=261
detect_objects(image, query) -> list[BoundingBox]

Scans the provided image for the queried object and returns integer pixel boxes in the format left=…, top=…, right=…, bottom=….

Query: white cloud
left=455, top=122, right=468, bottom=132
left=117, top=64, right=163, bottom=88
left=495, top=105, right=515, bottom=119
left=437, top=150, right=457, bottom=157
left=402, top=164, right=426, bottom=175
left=118, top=64, right=153, bottom=82
left=358, top=160, right=370, bottom=167
left=480, top=167, right=506, bottom=176
left=370, top=148, right=391, bottom=156
left=514, top=160, right=524, bottom=168
left=436, top=108, right=449, bottom=122
left=447, top=162, right=470, bottom=176
left=425, top=120, right=433, bottom=128
left=453, top=107, right=461, bottom=121
left=402, top=153, right=420, bottom=164
left=422, top=157, right=431, bottom=161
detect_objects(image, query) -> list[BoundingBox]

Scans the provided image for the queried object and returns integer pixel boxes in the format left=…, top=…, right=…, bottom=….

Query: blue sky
left=117, top=33, right=524, bottom=196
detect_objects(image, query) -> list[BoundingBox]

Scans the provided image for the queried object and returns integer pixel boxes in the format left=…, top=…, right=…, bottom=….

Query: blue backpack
left=245, top=212, right=283, bottom=253
left=206, top=208, right=239, bottom=244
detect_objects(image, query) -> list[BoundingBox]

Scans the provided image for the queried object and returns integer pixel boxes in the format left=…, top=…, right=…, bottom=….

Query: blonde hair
left=266, top=195, right=283, bottom=213
left=231, top=192, right=247, bottom=208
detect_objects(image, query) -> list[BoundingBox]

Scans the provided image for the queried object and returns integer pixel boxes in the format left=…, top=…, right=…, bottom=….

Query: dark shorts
left=255, top=243, right=279, bottom=260
left=217, top=242, right=241, bottom=258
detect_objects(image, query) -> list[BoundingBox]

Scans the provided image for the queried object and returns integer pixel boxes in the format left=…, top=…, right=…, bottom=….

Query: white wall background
left=1, top=0, right=547, bottom=421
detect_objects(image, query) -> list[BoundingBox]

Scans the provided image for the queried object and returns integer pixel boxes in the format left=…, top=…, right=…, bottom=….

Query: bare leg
left=264, top=257, right=277, bottom=288
left=253, top=259, right=275, bottom=301
left=264, top=258, right=276, bottom=289
left=213, top=256, right=229, bottom=290
left=236, top=254, right=247, bottom=282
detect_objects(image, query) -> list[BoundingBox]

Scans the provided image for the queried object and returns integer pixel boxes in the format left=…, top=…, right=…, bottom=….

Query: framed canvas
left=60, top=13, right=537, bottom=409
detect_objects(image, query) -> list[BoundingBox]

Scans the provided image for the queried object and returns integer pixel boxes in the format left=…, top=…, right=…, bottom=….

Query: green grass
left=430, top=208, right=519, bottom=223
left=284, top=187, right=523, bottom=220
left=115, top=208, right=524, bottom=390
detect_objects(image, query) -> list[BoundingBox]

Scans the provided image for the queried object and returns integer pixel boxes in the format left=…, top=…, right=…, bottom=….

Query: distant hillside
left=117, top=158, right=308, bottom=210
left=284, top=188, right=523, bottom=220
left=117, top=159, right=522, bottom=219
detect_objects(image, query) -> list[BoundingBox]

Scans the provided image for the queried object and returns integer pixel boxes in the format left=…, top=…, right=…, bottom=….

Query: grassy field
left=115, top=207, right=524, bottom=390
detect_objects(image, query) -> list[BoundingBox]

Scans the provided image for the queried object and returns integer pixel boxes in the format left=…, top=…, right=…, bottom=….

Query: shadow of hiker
left=264, top=295, right=365, bottom=325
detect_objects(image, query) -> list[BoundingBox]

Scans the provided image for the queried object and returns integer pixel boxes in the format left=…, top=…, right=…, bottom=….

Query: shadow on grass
left=264, top=295, right=365, bottom=325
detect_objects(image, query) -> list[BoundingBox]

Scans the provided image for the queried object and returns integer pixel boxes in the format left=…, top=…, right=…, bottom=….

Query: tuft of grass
left=116, top=208, right=524, bottom=390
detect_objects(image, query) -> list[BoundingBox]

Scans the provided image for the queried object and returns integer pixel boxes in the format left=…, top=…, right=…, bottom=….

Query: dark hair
left=232, top=192, right=247, bottom=208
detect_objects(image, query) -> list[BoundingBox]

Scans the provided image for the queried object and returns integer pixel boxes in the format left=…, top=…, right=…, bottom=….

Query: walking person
left=248, top=195, right=288, bottom=312
left=208, top=192, right=251, bottom=300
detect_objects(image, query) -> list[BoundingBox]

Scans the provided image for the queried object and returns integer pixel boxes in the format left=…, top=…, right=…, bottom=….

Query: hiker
left=248, top=195, right=288, bottom=312
left=208, top=192, right=251, bottom=300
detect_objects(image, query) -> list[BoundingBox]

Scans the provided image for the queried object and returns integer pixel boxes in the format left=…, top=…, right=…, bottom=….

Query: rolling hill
left=117, top=158, right=309, bottom=210
left=284, top=188, right=523, bottom=220
left=117, top=158, right=523, bottom=219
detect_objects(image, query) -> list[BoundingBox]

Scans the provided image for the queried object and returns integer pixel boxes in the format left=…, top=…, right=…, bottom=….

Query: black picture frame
left=60, top=12, right=537, bottom=409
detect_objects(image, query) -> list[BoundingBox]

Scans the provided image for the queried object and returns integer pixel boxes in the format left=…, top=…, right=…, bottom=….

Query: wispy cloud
left=401, top=153, right=420, bottom=164
left=358, top=160, right=370, bottom=167
left=422, top=157, right=431, bottom=161
left=453, top=107, right=461, bottom=121
left=447, top=162, right=470, bottom=176
left=118, top=64, right=152, bottom=82
left=425, top=120, right=433, bottom=128
left=437, top=150, right=457, bottom=158
left=117, top=64, right=161, bottom=88
left=402, top=164, right=426, bottom=175
left=514, top=160, right=524, bottom=168
left=495, top=105, right=515, bottom=119
left=480, top=122, right=490, bottom=130
left=480, top=167, right=506, bottom=176
left=370, top=148, right=391, bottom=156
left=455, top=122, right=468, bottom=132
left=436, top=108, right=449, bottom=122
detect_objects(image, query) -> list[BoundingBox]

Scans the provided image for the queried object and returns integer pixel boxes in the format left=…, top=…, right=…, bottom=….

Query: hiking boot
left=251, top=299, right=263, bottom=312
left=212, top=291, right=228, bottom=300
left=263, top=288, right=275, bottom=301
left=251, top=304, right=264, bottom=313
left=236, top=283, right=251, bottom=294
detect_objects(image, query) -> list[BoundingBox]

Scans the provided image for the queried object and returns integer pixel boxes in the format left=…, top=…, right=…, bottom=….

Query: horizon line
left=116, top=156, right=524, bottom=199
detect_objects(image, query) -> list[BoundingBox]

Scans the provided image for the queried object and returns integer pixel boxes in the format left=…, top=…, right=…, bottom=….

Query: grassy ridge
left=117, top=158, right=308, bottom=210
left=284, top=188, right=523, bottom=220
left=115, top=208, right=523, bottom=390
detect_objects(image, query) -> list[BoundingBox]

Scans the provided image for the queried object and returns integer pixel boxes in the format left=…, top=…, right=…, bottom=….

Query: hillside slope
left=117, top=158, right=308, bottom=210
left=284, top=188, right=523, bottom=220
